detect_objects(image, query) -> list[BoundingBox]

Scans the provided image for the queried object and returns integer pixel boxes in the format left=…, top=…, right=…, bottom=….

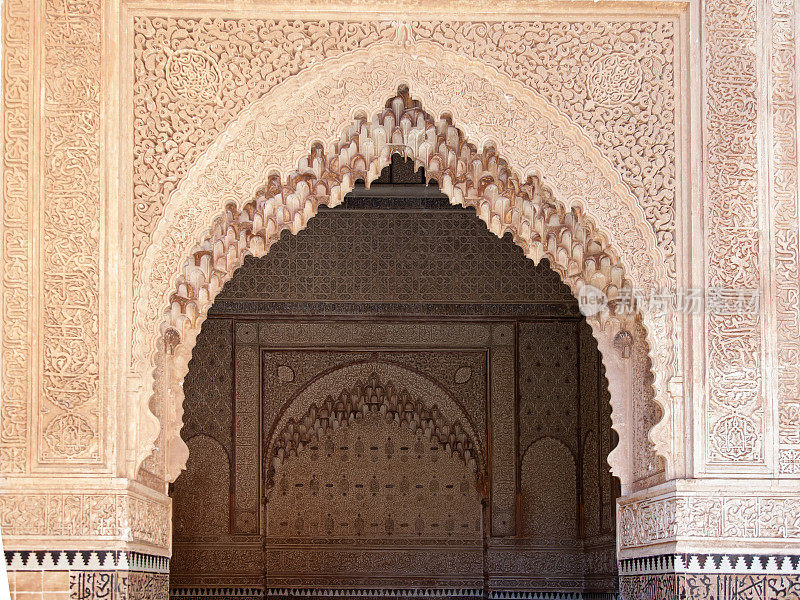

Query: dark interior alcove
left=170, top=156, right=620, bottom=600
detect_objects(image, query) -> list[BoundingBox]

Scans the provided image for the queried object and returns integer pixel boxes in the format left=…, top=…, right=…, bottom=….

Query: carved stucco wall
left=174, top=337, right=616, bottom=593
left=130, top=18, right=677, bottom=268
left=1, top=0, right=799, bottom=589
left=130, top=41, right=674, bottom=492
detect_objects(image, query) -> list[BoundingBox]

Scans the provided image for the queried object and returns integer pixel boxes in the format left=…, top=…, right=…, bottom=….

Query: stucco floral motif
left=588, top=53, right=644, bottom=107
left=710, top=414, right=759, bottom=462
left=38, top=0, right=102, bottom=465
left=770, top=0, right=800, bottom=474
left=43, top=414, right=95, bottom=457
left=165, top=49, right=221, bottom=103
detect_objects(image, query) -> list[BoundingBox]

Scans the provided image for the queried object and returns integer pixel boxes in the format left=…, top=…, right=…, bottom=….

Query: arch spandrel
left=132, top=42, right=676, bottom=489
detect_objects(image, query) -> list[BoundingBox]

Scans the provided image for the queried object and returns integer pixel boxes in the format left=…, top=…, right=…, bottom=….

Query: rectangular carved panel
left=703, top=0, right=766, bottom=468
left=260, top=341, right=489, bottom=589
left=489, top=323, right=516, bottom=537
left=0, top=0, right=33, bottom=474
left=234, top=322, right=260, bottom=534
left=38, top=0, right=102, bottom=465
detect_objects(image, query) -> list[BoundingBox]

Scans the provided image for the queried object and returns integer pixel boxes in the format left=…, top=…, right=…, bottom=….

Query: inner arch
left=170, top=160, right=633, bottom=596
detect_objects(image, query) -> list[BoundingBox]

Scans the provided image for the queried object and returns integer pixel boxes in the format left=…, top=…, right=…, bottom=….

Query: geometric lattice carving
left=181, top=319, right=233, bottom=451
left=215, top=192, right=576, bottom=311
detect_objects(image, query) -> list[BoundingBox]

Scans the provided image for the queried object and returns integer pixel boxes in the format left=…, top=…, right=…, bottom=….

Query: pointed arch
left=130, top=43, right=675, bottom=491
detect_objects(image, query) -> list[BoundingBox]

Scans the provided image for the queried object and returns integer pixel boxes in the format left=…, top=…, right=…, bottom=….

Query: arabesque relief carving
left=132, top=18, right=677, bottom=272
left=618, top=492, right=800, bottom=549
left=0, top=491, right=170, bottom=550
left=0, top=0, right=33, bottom=474
left=2, top=0, right=800, bottom=595
left=2, top=0, right=104, bottom=471
left=133, top=62, right=674, bottom=489
left=39, top=0, right=103, bottom=465
left=770, top=0, right=800, bottom=474
left=703, top=0, right=764, bottom=466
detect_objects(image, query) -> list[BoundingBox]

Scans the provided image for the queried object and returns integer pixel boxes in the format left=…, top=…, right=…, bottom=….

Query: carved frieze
left=0, top=491, right=170, bottom=550
left=618, top=493, right=800, bottom=550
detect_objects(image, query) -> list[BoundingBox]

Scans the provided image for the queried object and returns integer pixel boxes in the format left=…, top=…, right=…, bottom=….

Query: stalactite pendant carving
left=267, top=372, right=482, bottom=489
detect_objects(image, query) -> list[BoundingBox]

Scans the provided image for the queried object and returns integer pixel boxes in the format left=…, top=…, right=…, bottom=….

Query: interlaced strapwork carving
left=267, top=372, right=481, bottom=489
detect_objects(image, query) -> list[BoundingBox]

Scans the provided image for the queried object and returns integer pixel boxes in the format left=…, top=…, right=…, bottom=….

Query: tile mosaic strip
left=171, top=590, right=616, bottom=600
left=619, top=553, right=800, bottom=575
left=4, top=550, right=169, bottom=573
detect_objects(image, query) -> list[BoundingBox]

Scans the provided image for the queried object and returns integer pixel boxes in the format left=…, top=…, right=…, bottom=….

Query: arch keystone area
left=131, top=42, right=674, bottom=489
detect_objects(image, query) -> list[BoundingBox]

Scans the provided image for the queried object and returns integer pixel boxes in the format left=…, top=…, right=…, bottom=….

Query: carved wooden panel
left=173, top=435, right=230, bottom=540
left=261, top=348, right=488, bottom=456
left=182, top=319, right=233, bottom=451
